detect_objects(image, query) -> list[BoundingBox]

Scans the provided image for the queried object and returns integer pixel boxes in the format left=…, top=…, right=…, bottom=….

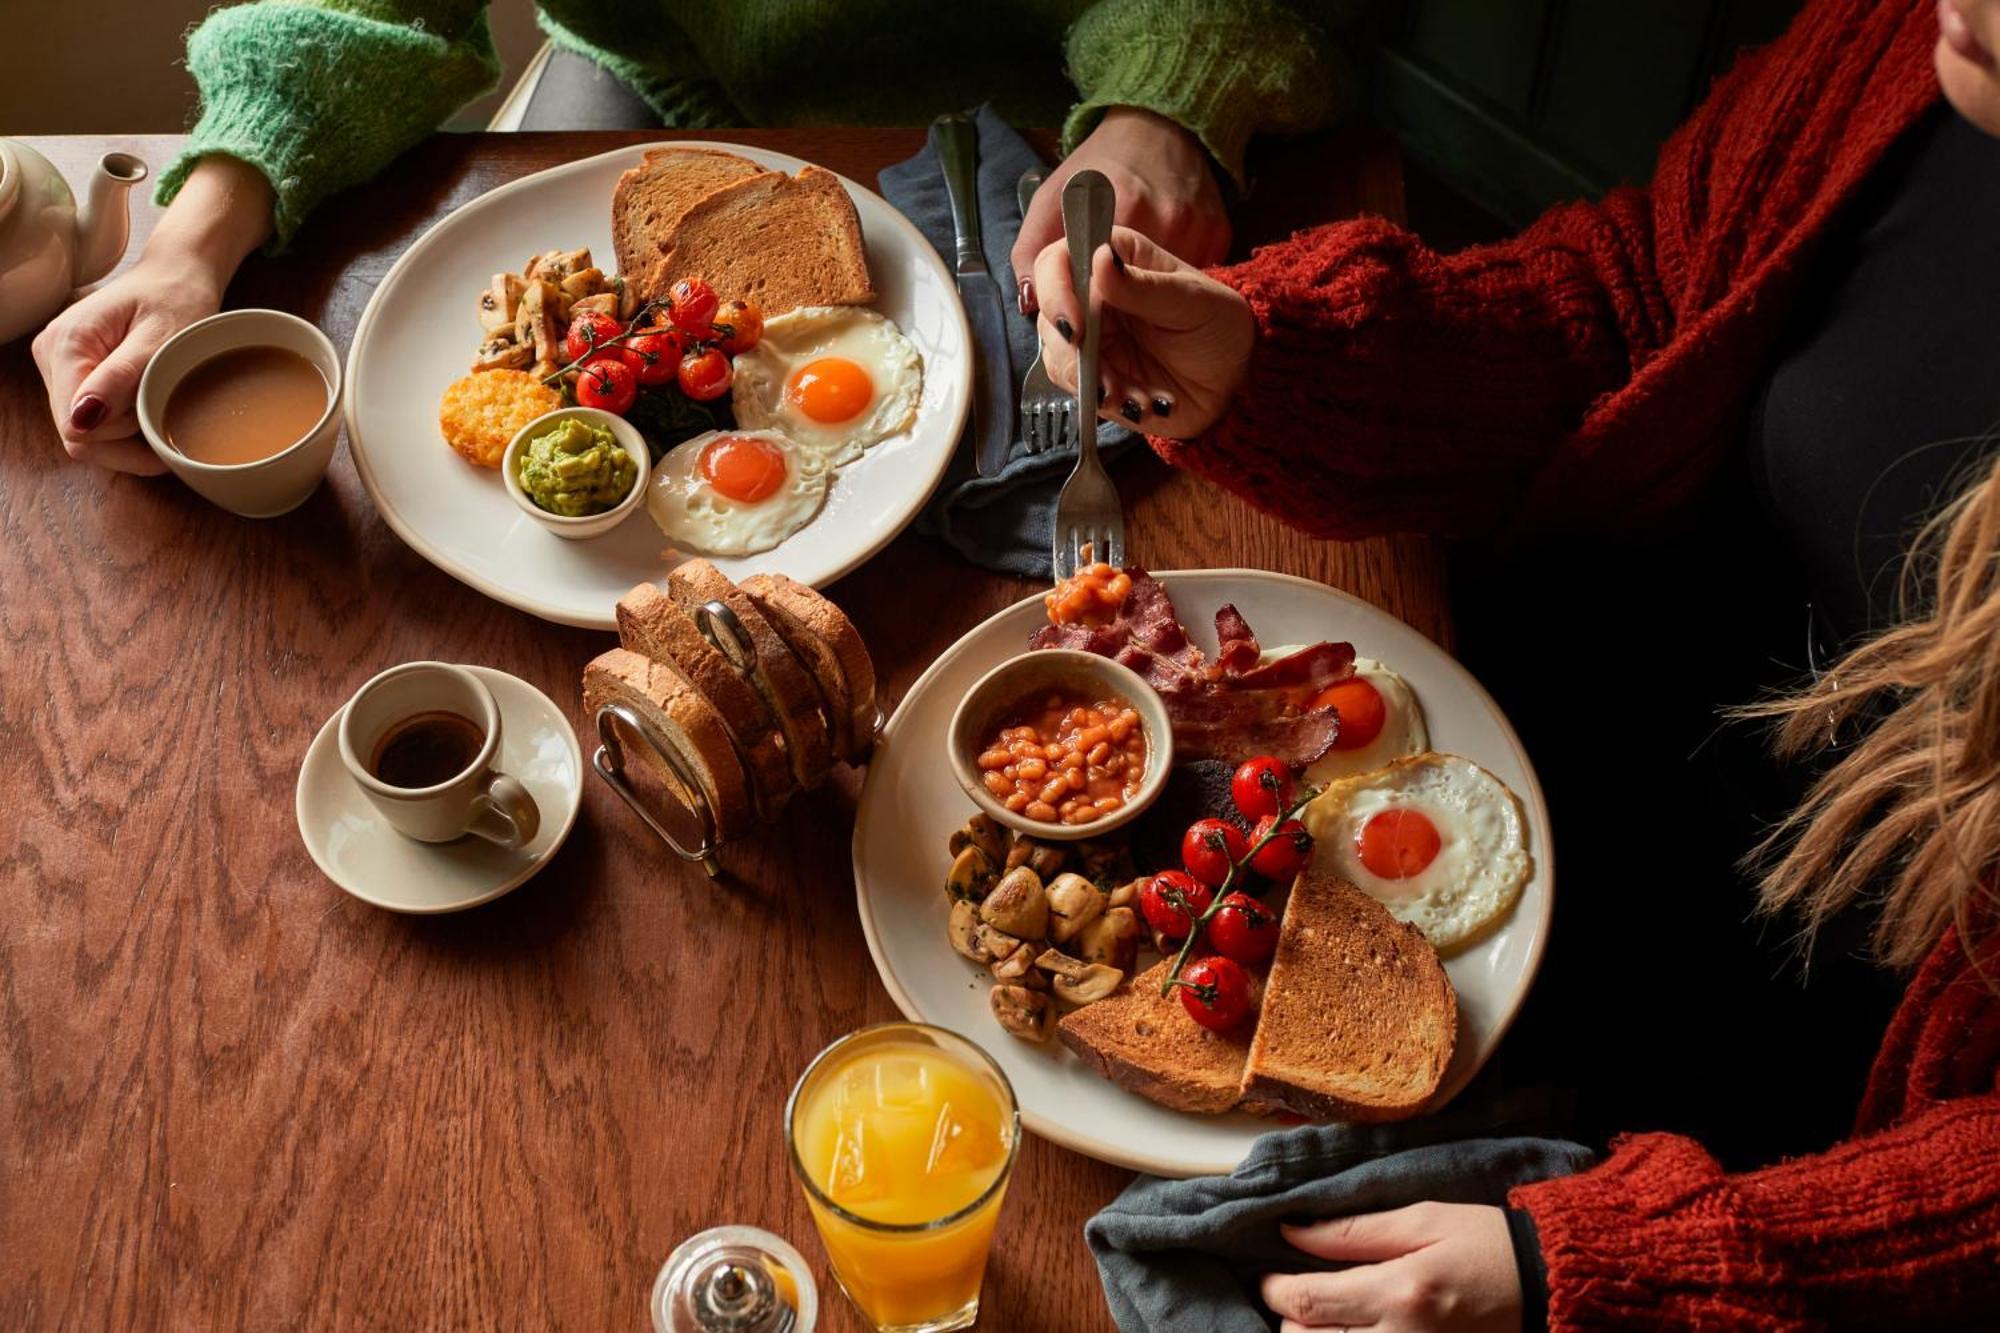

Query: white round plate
left=344, top=142, right=971, bottom=629
left=296, top=666, right=584, bottom=912
left=853, top=570, right=1554, bottom=1178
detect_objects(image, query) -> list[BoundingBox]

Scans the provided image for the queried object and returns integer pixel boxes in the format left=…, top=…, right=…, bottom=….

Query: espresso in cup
left=370, top=711, right=486, bottom=789
left=163, top=344, right=329, bottom=466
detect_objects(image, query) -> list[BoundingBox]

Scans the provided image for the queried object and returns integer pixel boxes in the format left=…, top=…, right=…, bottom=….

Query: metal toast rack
left=591, top=598, right=879, bottom=877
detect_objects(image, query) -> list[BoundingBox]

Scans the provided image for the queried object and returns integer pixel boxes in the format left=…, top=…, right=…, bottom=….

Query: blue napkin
left=1088, top=1095, right=1593, bottom=1333
left=878, top=104, right=1136, bottom=580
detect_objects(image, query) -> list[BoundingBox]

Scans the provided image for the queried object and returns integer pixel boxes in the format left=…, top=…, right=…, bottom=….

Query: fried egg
left=1302, top=753, right=1529, bottom=952
left=731, top=307, right=923, bottom=466
left=1304, top=658, right=1429, bottom=784
left=646, top=429, right=828, bottom=556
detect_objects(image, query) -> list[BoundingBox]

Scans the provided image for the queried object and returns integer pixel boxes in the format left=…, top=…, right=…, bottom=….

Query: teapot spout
left=73, top=152, right=149, bottom=288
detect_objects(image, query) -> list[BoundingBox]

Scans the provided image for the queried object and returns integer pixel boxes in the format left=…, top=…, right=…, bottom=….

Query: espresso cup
left=337, top=662, right=541, bottom=849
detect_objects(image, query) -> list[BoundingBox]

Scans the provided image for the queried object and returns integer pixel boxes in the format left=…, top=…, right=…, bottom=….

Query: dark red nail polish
left=1096, top=384, right=1107, bottom=406
left=1018, top=278, right=1036, bottom=316
left=1111, top=249, right=1128, bottom=275
left=68, top=394, right=105, bottom=432
left=1121, top=398, right=1143, bottom=424
left=1151, top=396, right=1173, bottom=417
left=1055, top=315, right=1074, bottom=343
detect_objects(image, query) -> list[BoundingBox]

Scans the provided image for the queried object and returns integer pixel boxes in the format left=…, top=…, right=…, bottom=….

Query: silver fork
left=1015, top=167, right=1073, bottom=456
left=1051, top=170, right=1125, bottom=578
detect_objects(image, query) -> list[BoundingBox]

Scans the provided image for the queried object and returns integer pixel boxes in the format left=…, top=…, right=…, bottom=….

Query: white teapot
left=0, top=140, right=149, bottom=345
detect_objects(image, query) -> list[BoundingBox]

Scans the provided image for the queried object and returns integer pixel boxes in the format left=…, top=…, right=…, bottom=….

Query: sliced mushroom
left=989, top=941, right=1044, bottom=988
left=974, top=923, right=1020, bottom=960
left=948, top=813, right=1010, bottom=867
left=1005, top=837, right=1066, bottom=877
left=1055, top=963, right=1123, bottom=1006
left=1075, top=906, right=1141, bottom=973
left=471, top=333, right=532, bottom=373
left=946, top=844, right=999, bottom=903
left=613, top=275, right=639, bottom=321
left=947, top=900, right=989, bottom=962
left=990, top=985, right=1052, bottom=1042
left=560, top=267, right=607, bottom=301
left=979, top=866, right=1048, bottom=940
left=1045, top=873, right=1107, bottom=945
left=569, top=291, right=619, bottom=320
left=516, top=280, right=561, bottom=377
left=477, top=272, right=526, bottom=334
left=1106, top=877, right=1143, bottom=912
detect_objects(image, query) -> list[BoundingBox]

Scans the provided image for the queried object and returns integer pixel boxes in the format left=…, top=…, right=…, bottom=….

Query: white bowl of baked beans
left=948, top=650, right=1174, bottom=842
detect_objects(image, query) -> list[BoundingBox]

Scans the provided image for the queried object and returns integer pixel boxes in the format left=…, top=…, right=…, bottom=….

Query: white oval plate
left=345, top=142, right=971, bottom=629
left=853, top=570, right=1554, bottom=1178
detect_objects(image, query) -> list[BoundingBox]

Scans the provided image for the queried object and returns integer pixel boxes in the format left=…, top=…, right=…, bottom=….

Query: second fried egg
left=731, top=307, right=923, bottom=466
left=647, top=429, right=828, bottom=556
left=1304, top=658, right=1429, bottom=784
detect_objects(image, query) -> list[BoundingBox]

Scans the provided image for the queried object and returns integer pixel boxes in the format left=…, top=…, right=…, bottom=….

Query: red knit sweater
left=1170, top=0, right=2000, bottom=1325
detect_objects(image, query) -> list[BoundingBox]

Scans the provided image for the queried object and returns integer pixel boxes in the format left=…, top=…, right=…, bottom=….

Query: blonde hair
left=1747, top=454, right=2000, bottom=969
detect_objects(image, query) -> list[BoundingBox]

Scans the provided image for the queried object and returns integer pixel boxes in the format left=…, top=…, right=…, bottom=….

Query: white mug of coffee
left=338, top=662, right=540, bottom=848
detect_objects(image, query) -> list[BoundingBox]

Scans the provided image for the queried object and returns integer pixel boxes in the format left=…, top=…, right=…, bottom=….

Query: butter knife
left=931, top=113, right=1016, bottom=478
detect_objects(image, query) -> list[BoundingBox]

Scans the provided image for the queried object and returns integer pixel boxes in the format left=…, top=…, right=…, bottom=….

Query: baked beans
left=1044, top=562, right=1133, bottom=628
left=977, top=692, right=1146, bottom=825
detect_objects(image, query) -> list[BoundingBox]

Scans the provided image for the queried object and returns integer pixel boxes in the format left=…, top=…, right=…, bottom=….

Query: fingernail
left=1121, top=398, right=1143, bottom=424
left=1096, top=383, right=1107, bottom=407
left=1151, top=396, right=1173, bottom=417
left=1111, top=249, right=1128, bottom=275
left=1055, top=315, right=1074, bottom=344
left=1018, top=278, right=1036, bottom=316
left=68, top=394, right=105, bottom=432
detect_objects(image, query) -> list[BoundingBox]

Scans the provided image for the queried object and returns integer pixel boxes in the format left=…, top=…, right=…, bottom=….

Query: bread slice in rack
left=666, top=559, right=833, bottom=789
left=616, top=582, right=795, bottom=818
left=738, top=572, right=877, bottom=764
left=1240, top=873, right=1457, bottom=1122
left=582, top=648, right=756, bottom=841
left=1058, top=961, right=1256, bottom=1115
left=611, top=148, right=766, bottom=294
left=640, top=166, right=873, bottom=312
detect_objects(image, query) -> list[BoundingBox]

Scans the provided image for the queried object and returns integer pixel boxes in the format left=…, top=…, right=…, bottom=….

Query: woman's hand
left=31, top=155, right=273, bottom=473
left=1259, top=1202, right=1523, bottom=1333
left=1011, top=106, right=1230, bottom=310
left=1031, top=225, right=1255, bottom=438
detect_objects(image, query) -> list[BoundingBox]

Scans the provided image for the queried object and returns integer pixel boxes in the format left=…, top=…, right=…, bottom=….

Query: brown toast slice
left=582, top=648, right=756, bottom=842
left=640, top=166, right=874, bottom=313
left=665, top=559, right=834, bottom=790
left=610, top=147, right=766, bottom=289
left=1058, top=961, right=1256, bottom=1115
left=1241, top=872, right=1458, bottom=1123
left=616, top=582, right=794, bottom=818
left=737, top=572, right=877, bottom=765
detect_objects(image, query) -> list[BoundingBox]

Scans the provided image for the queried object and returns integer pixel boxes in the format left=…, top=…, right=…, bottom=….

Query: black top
left=1456, top=105, right=1993, bottom=1173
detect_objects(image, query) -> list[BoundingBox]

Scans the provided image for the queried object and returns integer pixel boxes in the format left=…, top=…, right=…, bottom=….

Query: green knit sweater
left=159, top=0, right=1353, bottom=247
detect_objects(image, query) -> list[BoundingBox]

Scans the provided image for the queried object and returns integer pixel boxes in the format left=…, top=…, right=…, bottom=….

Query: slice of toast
left=665, top=559, right=834, bottom=790
left=582, top=648, right=756, bottom=841
left=640, top=166, right=874, bottom=313
left=610, top=147, right=766, bottom=289
left=1241, top=873, right=1457, bottom=1122
left=616, top=582, right=795, bottom=818
left=1058, top=961, right=1256, bottom=1115
left=737, top=572, right=877, bottom=765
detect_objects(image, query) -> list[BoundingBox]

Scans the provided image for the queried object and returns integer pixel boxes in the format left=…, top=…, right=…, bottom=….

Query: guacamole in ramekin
left=516, top=418, right=637, bottom=517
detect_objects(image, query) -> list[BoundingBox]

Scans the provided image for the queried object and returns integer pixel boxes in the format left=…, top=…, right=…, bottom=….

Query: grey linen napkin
left=1088, top=1096, right=1593, bottom=1333
left=878, top=104, right=1135, bottom=579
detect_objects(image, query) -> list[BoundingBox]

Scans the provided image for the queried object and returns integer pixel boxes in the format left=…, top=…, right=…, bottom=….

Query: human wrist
left=142, top=155, right=273, bottom=290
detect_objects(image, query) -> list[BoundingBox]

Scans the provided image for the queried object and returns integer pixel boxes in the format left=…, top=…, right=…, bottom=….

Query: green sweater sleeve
left=1063, top=0, right=1352, bottom=186
left=158, top=0, right=501, bottom=247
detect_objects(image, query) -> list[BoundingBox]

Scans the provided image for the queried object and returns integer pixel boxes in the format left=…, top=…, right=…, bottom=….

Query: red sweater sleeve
left=1510, top=932, right=2000, bottom=1329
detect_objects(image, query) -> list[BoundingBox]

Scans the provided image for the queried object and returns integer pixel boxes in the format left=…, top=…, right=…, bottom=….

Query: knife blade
left=930, top=113, right=1016, bottom=478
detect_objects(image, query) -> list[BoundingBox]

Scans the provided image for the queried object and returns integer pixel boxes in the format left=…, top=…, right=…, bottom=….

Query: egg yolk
left=699, top=435, right=789, bottom=503
left=1356, top=808, right=1441, bottom=880
left=787, top=357, right=874, bottom=423
left=1312, top=677, right=1387, bottom=750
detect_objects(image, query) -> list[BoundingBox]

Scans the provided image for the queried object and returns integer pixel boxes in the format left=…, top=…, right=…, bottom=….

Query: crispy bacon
left=1029, top=571, right=1354, bottom=769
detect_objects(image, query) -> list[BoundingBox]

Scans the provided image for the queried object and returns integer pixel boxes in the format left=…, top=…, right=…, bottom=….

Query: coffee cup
left=337, top=662, right=541, bottom=848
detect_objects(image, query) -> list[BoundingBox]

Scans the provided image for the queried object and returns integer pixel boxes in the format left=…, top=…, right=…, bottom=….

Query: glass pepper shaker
left=650, top=1225, right=818, bottom=1333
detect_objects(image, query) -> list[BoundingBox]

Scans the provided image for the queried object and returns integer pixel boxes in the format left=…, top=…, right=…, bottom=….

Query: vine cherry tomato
left=668, top=277, right=720, bottom=336
left=1249, top=815, right=1314, bottom=883
left=574, top=356, right=638, bottom=416
left=1174, top=956, right=1254, bottom=1032
left=624, top=329, right=685, bottom=387
left=1207, top=892, right=1279, bottom=966
left=1138, top=870, right=1214, bottom=944
left=1231, top=756, right=1295, bottom=823
left=1182, top=817, right=1250, bottom=888
left=563, top=310, right=627, bottom=365
left=714, top=299, right=764, bottom=355
left=677, top=347, right=732, bottom=401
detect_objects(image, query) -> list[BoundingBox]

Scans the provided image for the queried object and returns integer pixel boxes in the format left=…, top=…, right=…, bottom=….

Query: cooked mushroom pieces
left=979, top=866, right=1048, bottom=940
left=974, top=923, right=1021, bottom=961
left=946, top=844, right=1000, bottom=903
left=1106, top=877, right=1143, bottom=912
left=1045, top=873, right=1107, bottom=945
left=947, top=900, right=989, bottom=962
left=1075, top=906, right=1141, bottom=973
left=1034, top=949, right=1124, bottom=1005
left=477, top=272, right=526, bottom=334
left=471, top=333, right=532, bottom=373
left=989, top=941, right=1043, bottom=988
left=991, top=985, right=1052, bottom=1042
left=949, top=813, right=1010, bottom=867
left=1005, top=836, right=1066, bottom=879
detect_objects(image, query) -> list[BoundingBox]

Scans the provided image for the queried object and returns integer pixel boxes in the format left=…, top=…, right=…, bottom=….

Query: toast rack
left=591, top=598, right=880, bottom=877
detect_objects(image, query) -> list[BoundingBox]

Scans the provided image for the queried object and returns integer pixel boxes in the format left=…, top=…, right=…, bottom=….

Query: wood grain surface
left=0, top=128, right=1437, bottom=1331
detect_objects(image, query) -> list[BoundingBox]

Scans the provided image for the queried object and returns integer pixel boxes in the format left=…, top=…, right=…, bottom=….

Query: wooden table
left=0, top=129, right=1440, bottom=1331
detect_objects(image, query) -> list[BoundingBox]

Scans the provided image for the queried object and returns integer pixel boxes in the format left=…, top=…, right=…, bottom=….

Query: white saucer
left=295, top=665, right=583, bottom=912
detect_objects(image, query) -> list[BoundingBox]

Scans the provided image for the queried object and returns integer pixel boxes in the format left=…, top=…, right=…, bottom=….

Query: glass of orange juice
left=785, top=1023, right=1019, bottom=1332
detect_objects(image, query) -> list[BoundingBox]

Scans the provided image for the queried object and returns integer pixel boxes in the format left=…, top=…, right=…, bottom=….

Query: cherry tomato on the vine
left=1175, top=956, right=1254, bottom=1032
left=1249, top=815, right=1314, bottom=883
left=677, top=347, right=732, bottom=401
left=563, top=310, right=627, bottom=365
left=1182, top=818, right=1250, bottom=888
left=669, top=277, right=720, bottom=337
left=1207, top=891, right=1279, bottom=966
left=1138, top=870, right=1214, bottom=943
left=714, top=299, right=764, bottom=355
left=574, top=356, right=638, bottom=416
left=1231, top=756, right=1295, bottom=823
left=624, top=329, right=686, bottom=387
